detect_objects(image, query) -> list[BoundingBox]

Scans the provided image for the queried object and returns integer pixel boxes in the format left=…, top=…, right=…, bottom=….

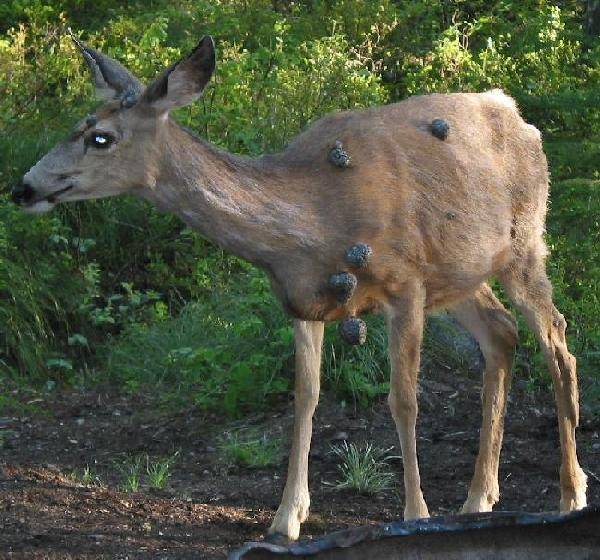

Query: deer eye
left=86, top=132, right=114, bottom=150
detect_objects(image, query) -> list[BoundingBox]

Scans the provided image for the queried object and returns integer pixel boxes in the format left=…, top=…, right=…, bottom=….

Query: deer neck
left=142, top=120, right=320, bottom=268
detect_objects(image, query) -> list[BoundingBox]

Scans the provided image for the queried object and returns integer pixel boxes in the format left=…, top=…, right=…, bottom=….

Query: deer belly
left=423, top=243, right=512, bottom=310
left=268, top=270, right=383, bottom=322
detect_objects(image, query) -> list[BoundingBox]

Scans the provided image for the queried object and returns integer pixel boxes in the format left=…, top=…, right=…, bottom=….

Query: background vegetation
left=0, top=0, right=598, bottom=416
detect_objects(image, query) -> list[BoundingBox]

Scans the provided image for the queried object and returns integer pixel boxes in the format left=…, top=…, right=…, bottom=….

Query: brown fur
left=19, top=39, right=586, bottom=541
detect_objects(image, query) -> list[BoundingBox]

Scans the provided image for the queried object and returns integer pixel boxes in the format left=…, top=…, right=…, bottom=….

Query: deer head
left=12, top=34, right=216, bottom=213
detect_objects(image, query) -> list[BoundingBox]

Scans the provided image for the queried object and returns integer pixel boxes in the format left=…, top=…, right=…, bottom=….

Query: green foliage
left=115, top=454, right=144, bottom=492
left=220, top=431, right=282, bottom=469
left=546, top=178, right=600, bottom=409
left=323, top=317, right=389, bottom=408
left=328, top=441, right=396, bottom=495
left=146, top=453, right=177, bottom=489
left=0, top=0, right=598, bottom=415
left=70, top=464, right=102, bottom=486
left=105, top=265, right=293, bottom=415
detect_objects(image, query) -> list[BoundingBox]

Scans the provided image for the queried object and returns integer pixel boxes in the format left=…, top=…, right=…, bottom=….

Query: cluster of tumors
left=327, top=119, right=449, bottom=345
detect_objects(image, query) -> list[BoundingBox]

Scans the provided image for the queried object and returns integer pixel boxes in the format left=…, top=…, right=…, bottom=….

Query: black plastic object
left=229, top=506, right=600, bottom=560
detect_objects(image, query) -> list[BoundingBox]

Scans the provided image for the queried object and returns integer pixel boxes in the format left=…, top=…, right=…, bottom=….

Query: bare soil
left=1, top=368, right=599, bottom=559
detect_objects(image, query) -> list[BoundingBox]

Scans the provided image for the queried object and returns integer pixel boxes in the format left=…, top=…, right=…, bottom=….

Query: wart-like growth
left=339, top=317, right=367, bottom=345
left=345, top=243, right=372, bottom=269
left=328, top=140, right=351, bottom=168
left=328, top=271, right=357, bottom=304
left=431, top=118, right=450, bottom=140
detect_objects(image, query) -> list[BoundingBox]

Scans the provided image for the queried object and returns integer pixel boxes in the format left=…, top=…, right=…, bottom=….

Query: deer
left=12, top=34, right=587, bottom=542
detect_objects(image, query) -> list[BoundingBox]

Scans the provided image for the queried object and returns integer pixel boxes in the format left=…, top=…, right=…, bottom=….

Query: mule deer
left=12, top=34, right=587, bottom=541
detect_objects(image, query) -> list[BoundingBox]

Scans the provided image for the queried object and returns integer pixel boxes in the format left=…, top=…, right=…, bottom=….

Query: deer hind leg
left=499, top=251, right=587, bottom=512
left=449, top=283, right=518, bottom=513
left=385, top=283, right=429, bottom=520
left=268, top=319, right=324, bottom=541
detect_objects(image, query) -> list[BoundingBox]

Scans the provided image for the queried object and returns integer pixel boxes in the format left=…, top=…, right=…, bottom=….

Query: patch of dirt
left=1, top=368, right=599, bottom=559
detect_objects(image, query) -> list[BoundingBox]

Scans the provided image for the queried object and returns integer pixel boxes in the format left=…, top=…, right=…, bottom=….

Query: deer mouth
left=22, top=185, right=75, bottom=214
left=44, top=184, right=74, bottom=204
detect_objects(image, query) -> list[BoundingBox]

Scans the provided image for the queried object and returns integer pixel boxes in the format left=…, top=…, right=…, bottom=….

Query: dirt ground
left=1, top=365, right=599, bottom=559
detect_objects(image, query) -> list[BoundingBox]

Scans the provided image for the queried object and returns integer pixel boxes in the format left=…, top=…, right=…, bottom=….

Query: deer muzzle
left=11, top=180, right=35, bottom=205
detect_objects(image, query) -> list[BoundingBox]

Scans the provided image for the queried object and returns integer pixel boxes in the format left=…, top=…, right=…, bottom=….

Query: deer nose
left=11, top=180, right=35, bottom=205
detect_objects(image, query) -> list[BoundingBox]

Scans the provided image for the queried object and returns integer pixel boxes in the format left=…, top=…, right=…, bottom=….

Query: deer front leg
left=385, top=284, right=429, bottom=520
left=268, top=319, right=324, bottom=541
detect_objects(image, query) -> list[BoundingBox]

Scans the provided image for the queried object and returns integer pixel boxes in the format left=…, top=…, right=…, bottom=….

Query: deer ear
left=143, top=36, right=216, bottom=111
left=70, top=32, right=142, bottom=103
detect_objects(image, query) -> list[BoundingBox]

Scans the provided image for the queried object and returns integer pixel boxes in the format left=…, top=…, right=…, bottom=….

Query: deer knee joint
left=296, top=384, right=319, bottom=408
left=388, top=390, right=417, bottom=420
left=551, top=310, right=567, bottom=333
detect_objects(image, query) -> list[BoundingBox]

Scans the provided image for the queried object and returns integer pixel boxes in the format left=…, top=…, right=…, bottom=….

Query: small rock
left=88, top=534, right=103, bottom=541
left=332, top=431, right=349, bottom=441
left=205, top=446, right=216, bottom=453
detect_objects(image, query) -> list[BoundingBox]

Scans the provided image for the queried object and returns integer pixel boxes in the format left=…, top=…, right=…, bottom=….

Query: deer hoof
left=431, top=118, right=450, bottom=140
left=339, top=317, right=367, bottom=345
left=328, top=140, right=351, bottom=168
left=345, top=243, right=372, bottom=269
left=328, top=272, right=357, bottom=303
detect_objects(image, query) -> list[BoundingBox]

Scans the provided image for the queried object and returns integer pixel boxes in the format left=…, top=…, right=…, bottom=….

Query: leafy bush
left=105, top=264, right=294, bottom=415
left=0, top=0, right=598, bottom=416
left=546, top=178, right=600, bottom=410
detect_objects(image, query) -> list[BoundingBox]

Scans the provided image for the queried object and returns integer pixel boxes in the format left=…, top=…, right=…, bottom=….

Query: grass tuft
left=115, top=454, right=144, bottom=493
left=328, top=441, right=396, bottom=495
left=220, top=431, right=282, bottom=469
left=146, top=453, right=178, bottom=490
left=70, top=464, right=102, bottom=487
